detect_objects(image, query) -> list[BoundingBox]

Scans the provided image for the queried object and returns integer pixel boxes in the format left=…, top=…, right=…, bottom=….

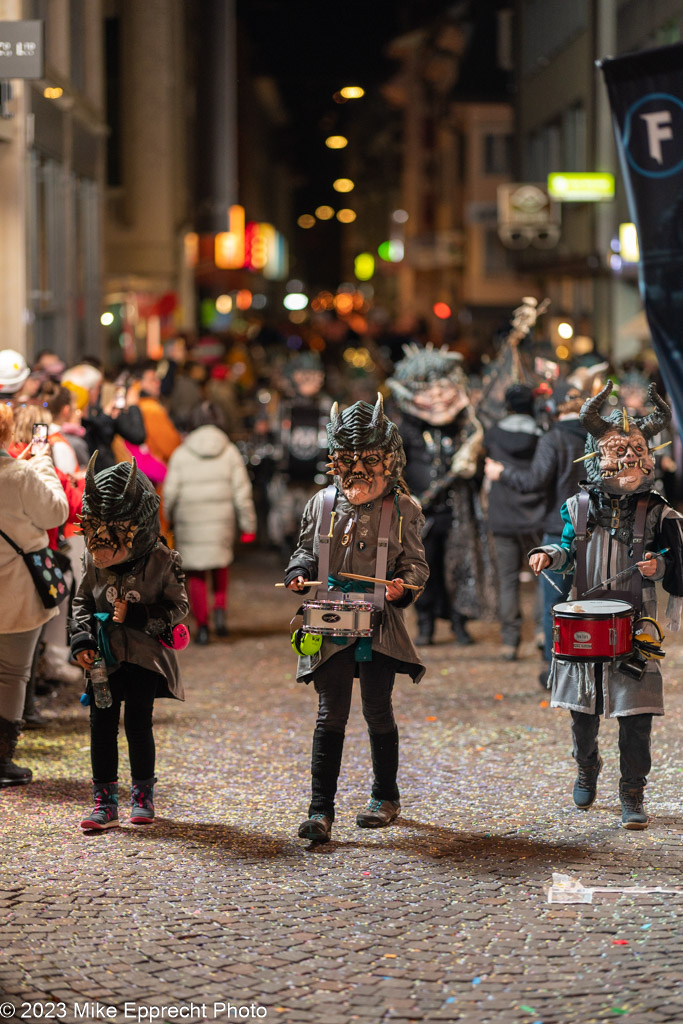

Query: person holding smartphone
left=0, top=404, right=69, bottom=784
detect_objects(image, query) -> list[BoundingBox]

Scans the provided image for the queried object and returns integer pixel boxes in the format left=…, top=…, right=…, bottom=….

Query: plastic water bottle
left=89, top=651, right=112, bottom=709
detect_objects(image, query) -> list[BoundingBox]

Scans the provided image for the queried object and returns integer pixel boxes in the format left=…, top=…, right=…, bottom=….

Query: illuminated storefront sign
left=547, top=172, right=615, bottom=201
left=214, top=205, right=287, bottom=279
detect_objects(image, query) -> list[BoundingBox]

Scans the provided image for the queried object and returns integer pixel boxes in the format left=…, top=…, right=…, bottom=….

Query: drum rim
left=304, top=599, right=375, bottom=611
left=552, top=599, right=633, bottom=617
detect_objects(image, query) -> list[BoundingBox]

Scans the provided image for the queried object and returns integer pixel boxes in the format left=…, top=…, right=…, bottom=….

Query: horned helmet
left=80, top=453, right=161, bottom=568
left=326, top=393, right=406, bottom=504
left=579, top=382, right=671, bottom=495
left=386, top=343, right=469, bottom=425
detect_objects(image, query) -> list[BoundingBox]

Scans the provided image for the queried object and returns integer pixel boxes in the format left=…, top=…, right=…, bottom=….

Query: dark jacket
left=484, top=414, right=545, bottom=536
left=70, top=541, right=189, bottom=699
left=83, top=405, right=146, bottom=471
left=500, top=416, right=588, bottom=534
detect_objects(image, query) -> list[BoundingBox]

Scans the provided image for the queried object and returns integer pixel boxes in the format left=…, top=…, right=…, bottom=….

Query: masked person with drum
left=285, top=395, right=429, bottom=843
left=529, top=385, right=683, bottom=830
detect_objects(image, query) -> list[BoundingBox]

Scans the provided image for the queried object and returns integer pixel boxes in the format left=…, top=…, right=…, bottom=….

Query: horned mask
left=326, top=394, right=406, bottom=504
left=80, top=453, right=161, bottom=568
left=579, top=383, right=671, bottom=495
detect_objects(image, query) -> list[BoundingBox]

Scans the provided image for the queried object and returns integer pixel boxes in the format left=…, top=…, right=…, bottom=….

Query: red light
left=433, top=302, right=452, bottom=320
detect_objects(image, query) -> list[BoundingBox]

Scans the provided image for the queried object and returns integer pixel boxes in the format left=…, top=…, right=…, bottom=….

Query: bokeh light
left=283, top=293, right=309, bottom=311
left=297, top=214, right=316, bottom=229
left=215, top=294, right=233, bottom=314
left=336, top=209, right=356, bottom=223
left=333, top=178, right=355, bottom=193
left=325, top=135, right=348, bottom=149
left=315, top=205, right=335, bottom=220
left=340, top=86, right=365, bottom=99
left=433, top=302, right=452, bottom=320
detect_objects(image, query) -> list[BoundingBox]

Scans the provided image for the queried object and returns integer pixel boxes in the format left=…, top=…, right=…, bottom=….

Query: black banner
left=600, top=43, right=683, bottom=434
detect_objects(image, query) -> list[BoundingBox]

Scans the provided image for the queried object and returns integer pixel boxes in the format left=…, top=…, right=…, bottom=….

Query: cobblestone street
left=1, top=551, right=681, bottom=1024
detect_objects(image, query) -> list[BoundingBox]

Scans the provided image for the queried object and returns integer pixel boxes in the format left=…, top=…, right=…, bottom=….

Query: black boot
left=0, top=717, right=32, bottom=787
left=213, top=607, right=229, bottom=637
left=357, top=727, right=401, bottom=827
left=415, top=613, right=434, bottom=647
left=22, top=671, right=48, bottom=729
left=573, top=756, right=603, bottom=809
left=452, top=612, right=474, bottom=645
left=298, top=728, right=344, bottom=843
left=620, top=783, right=648, bottom=830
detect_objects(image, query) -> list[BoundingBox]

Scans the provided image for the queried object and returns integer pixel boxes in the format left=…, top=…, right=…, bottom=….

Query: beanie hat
left=504, top=384, right=534, bottom=416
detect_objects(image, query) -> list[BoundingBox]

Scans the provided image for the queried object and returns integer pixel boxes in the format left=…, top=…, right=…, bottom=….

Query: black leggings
left=313, top=645, right=398, bottom=734
left=89, top=662, right=160, bottom=783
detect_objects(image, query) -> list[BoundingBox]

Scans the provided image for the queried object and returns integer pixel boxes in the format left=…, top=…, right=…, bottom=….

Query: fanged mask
left=81, top=452, right=161, bottom=566
left=580, top=382, right=671, bottom=495
left=330, top=448, right=394, bottom=505
left=594, top=427, right=654, bottom=494
left=387, top=344, right=469, bottom=425
left=326, top=394, right=406, bottom=504
left=81, top=515, right=140, bottom=568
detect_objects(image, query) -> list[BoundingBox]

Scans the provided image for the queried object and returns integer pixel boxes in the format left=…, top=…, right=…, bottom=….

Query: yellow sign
left=547, top=172, right=615, bottom=202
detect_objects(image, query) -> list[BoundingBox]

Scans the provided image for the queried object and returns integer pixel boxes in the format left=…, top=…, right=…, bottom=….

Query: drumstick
left=274, top=581, right=322, bottom=587
left=540, top=570, right=563, bottom=594
left=582, top=547, right=670, bottom=597
left=339, top=571, right=423, bottom=590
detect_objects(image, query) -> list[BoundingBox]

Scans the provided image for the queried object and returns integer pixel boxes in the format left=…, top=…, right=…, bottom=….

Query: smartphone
left=114, top=386, right=127, bottom=409
left=31, top=422, right=49, bottom=453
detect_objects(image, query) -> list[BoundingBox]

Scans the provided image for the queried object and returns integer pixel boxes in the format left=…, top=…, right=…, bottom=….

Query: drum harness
left=291, top=485, right=395, bottom=658
left=574, top=491, right=665, bottom=674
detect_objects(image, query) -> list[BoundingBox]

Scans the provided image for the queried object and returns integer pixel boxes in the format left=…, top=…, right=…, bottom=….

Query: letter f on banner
left=640, top=110, right=673, bottom=163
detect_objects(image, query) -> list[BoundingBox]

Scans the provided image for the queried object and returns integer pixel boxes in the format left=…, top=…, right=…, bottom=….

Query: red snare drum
left=552, top=599, right=633, bottom=663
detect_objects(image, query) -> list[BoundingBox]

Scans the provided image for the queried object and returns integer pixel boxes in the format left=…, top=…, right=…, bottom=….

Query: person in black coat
left=485, top=380, right=589, bottom=679
left=484, top=385, right=545, bottom=660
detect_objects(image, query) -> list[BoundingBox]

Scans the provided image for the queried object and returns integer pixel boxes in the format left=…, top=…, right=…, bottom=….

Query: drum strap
left=317, top=485, right=338, bottom=595
left=575, top=491, right=650, bottom=607
left=373, top=494, right=395, bottom=609
left=575, top=491, right=590, bottom=599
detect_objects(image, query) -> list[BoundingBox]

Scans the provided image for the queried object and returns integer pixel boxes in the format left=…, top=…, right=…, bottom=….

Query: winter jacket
left=70, top=541, right=189, bottom=699
left=163, top=425, right=257, bottom=571
left=0, top=451, right=69, bottom=633
left=499, top=416, right=588, bottom=534
left=484, top=413, right=545, bottom=536
left=84, top=405, right=146, bottom=471
left=285, top=485, right=430, bottom=683
left=138, top=397, right=182, bottom=465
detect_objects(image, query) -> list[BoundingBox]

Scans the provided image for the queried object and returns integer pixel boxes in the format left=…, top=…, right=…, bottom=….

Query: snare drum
left=302, top=596, right=376, bottom=638
left=552, top=599, right=633, bottom=662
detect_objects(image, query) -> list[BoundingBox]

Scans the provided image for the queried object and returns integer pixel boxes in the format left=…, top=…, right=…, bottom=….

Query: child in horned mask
left=285, top=395, right=429, bottom=844
left=71, top=454, right=189, bottom=830
left=529, top=384, right=682, bottom=830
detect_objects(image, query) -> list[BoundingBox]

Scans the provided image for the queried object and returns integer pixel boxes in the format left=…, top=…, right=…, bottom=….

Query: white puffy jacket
left=163, top=425, right=256, bottom=571
left=0, top=452, right=69, bottom=633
